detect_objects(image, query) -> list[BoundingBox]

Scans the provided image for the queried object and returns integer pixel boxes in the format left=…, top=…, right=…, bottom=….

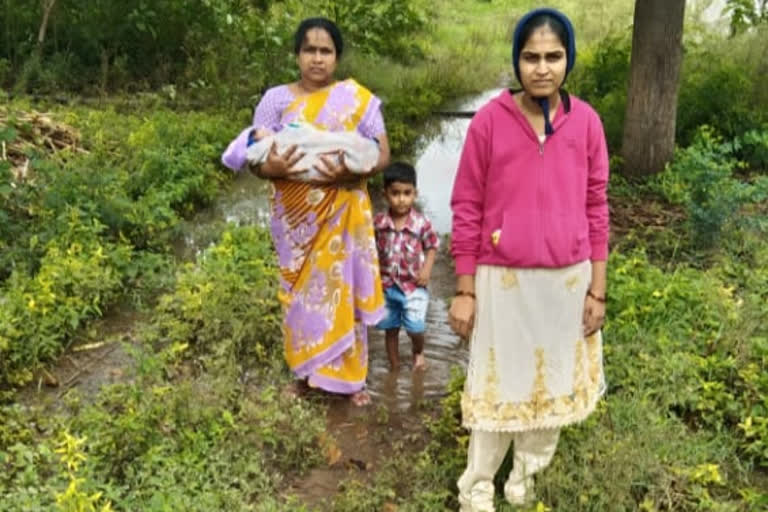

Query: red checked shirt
left=374, top=208, right=440, bottom=294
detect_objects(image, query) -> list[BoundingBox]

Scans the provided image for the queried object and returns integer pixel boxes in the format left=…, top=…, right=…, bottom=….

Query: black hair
left=383, top=162, right=417, bottom=188
left=293, top=17, right=344, bottom=57
left=517, top=13, right=569, bottom=53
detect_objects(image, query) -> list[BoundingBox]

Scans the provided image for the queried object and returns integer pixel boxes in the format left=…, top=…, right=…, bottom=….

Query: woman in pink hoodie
left=449, top=8, right=609, bottom=510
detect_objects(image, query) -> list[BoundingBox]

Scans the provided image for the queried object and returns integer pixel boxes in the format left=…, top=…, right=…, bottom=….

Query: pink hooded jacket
left=450, top=89, right=609, bottom=275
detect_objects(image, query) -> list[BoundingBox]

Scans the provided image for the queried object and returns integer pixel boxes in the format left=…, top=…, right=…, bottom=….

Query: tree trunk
left=37, top=0, right=57, bottom=48
left=100, top=47, right=110, bottom=95
left=621, top=0, right=686, bottom=176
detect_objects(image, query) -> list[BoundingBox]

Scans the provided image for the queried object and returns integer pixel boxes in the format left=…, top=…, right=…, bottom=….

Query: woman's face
left=297, top=28, right=337, bottom=87
left=518, top=24, right=567, bottom=100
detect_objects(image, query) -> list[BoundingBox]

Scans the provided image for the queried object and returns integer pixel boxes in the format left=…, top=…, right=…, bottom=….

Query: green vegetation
left=567, top=7, right=768, bottom=155
left=0, top=106, right=232, bottom=389
left=1, top=0, right=767, bottom=510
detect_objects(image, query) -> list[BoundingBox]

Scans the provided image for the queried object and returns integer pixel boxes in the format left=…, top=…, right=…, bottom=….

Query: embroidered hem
left=461, top=384, right=606, bottom=432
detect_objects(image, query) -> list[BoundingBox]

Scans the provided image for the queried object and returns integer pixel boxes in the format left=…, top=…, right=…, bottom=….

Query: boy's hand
left=416, top=266, right=432, bottom=287
left=417, top=248, right=437, bottom=287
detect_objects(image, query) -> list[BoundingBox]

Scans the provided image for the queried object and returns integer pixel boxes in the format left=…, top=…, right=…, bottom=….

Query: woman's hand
left=254, top=143, right=307, bottom=179
left=449, top=295, right=476, bottom=340
left=582, top=294, right=606, bottom=337
left=310, top=151, right=358, bottom=184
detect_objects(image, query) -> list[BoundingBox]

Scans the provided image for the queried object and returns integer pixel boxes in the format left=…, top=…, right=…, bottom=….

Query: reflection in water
left=174, top=170, right=272, bottom=260
left=367, top=293, right=466, bottom=411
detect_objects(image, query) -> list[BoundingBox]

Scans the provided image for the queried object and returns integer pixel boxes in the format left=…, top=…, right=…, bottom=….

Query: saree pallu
left=270, top=80, right=385, bottom=393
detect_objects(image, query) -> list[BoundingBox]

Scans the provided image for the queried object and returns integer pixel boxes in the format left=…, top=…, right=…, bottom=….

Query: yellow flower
left=491, top=229, right=501, bottom=246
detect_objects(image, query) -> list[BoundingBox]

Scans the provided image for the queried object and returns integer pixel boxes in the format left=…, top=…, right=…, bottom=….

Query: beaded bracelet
left=586, top=290, right=606, bottom=303
left=455, top=290, right=476, bottom=299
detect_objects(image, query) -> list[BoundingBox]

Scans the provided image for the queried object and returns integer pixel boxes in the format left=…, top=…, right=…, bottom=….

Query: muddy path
left=15, top=308, right=144, bottom=409
left=287, top=247, right=465, bottom=510
left=284, top=91, right=511, bottom=508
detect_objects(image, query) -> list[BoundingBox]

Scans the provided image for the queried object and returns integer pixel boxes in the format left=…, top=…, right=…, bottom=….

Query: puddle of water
left=174, top=170, right=272, bottom=260
left=366, top=249, right=466, bottom=410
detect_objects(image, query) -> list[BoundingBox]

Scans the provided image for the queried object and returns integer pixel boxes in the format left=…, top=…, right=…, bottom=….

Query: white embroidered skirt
left=461, top=262, right=606, bottom=432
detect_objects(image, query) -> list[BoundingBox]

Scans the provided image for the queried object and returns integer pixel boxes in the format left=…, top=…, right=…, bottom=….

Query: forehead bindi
left=521, top=26, right=565, bottom=54
left=302, top=28, right=335, bottom=51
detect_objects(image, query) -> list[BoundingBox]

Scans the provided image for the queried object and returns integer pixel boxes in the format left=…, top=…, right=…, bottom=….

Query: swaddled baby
left=246, top=121, right=380, bottom=181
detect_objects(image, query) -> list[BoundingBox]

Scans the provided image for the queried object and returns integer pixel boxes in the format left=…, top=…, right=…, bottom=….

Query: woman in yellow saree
left=222, top=17, right=390, bottom=406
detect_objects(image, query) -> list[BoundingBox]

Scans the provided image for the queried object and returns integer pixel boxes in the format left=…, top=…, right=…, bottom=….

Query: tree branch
left=37, top=0, right=57, bottom=47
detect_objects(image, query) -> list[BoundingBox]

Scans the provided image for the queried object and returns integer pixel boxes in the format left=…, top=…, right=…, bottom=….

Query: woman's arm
left=223, top=88, right=284, bottom=172
left=371, top=133, right=391, bottom=173
left=583, top=260, right=606, bottom=336
left=448, top=114, right=490, bottom=340
left=586, top=110, right=610, bottom=262
left=583, top=110, right=610, bottom=336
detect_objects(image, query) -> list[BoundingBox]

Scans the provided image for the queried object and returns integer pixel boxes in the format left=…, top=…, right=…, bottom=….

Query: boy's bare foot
left=350, top=390, right=371, bottom=407
left=413, top=352, right=426, bottom=370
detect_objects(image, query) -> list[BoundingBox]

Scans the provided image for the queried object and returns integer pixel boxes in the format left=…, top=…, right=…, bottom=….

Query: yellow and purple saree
left=260, top=79, right=386, bottom=393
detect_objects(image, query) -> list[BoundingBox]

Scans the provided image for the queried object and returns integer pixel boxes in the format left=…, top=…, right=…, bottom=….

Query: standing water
left=364, top=88, right=505, bottom=407
left=413, top=88, right=504, bottom=234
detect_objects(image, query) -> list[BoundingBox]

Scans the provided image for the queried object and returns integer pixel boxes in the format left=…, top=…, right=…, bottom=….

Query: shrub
left=640, top=127, right=768, bottom=249
left=0, top=210, right=132, bottom=388
left=568, top=32, right=631, bottom=152
left=145, top=226, right=282, bottom=366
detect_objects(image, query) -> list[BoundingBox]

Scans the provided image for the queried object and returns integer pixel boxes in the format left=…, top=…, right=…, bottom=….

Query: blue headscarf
left=512, top=8, right=576, bottom=135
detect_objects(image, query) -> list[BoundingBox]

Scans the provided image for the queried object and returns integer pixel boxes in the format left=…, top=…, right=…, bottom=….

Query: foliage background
left=1, top=0, right=768, bottom=510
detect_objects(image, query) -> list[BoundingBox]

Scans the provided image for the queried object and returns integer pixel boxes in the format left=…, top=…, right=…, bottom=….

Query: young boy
left=374, top=162, right=439, bottom=371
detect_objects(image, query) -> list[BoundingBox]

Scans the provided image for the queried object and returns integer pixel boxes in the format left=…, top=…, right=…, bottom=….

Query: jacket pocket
left=494, top=211, right=588, bottom=264
left=493, top=211, right=536, bottom=262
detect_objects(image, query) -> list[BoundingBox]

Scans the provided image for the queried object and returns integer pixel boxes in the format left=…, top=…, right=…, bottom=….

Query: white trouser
left=457, top=428, right=560, bottom=511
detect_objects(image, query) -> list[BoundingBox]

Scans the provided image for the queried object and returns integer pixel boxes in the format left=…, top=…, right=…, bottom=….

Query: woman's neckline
left=512, top=90, right=561, bottom=119
left=288, top=80, right=338, bottom=97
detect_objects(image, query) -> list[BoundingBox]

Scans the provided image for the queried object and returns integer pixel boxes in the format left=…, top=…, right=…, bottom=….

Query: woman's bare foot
left=350, top=390, right=371, bottom=406
left=413, top=352, right=426, bottom=370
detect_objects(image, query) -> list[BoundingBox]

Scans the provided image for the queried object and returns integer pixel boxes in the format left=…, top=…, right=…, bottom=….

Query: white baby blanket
left=245, top=122, right=380, bottom=181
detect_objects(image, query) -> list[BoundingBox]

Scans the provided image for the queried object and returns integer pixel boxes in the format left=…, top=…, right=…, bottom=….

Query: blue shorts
left=376, top=286, right=429, bottom=334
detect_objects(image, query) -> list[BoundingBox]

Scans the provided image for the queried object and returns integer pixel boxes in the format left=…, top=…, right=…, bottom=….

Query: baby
left=245, top=122, right=380, bottom=182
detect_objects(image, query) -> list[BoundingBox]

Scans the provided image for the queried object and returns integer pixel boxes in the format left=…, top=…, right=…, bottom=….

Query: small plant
left=54, top=432, right=113, bottom=512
